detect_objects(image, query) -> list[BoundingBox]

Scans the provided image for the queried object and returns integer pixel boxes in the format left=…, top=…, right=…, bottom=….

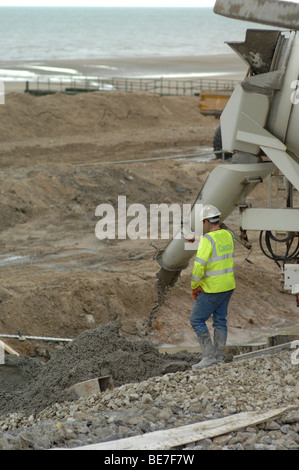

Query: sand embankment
left=0, top=87, right=298, bottom=361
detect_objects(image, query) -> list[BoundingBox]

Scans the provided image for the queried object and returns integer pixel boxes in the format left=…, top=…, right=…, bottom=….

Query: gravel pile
left=0, top=323, right=201, bottom=418
left=0, top=340, right=298, bottom=450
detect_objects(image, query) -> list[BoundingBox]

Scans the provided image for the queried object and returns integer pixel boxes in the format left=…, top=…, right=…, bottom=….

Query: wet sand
left=2, top=53, right=247, bottom=94
left=43, top=53, right=247, bottom=78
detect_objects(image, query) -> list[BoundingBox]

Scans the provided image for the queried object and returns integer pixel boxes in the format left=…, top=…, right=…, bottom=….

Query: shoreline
left=1, top=53, right=247, bottom=94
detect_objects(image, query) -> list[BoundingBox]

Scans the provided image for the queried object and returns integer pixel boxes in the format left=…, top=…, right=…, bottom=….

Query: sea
left=0, top=6, right=273, bottom=84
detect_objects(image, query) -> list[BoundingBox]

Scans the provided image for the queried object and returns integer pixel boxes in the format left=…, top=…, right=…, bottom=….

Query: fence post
left=0, top=340, right=4, bottom=364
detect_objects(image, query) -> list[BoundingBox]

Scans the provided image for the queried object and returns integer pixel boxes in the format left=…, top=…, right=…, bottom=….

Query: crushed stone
left=0, top=347, right=298, bottom=450
left=0, top=322, right=200, bottom=418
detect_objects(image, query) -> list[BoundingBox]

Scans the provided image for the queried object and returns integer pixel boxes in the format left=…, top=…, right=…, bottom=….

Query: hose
left=259, top=231, right=299, bottom=268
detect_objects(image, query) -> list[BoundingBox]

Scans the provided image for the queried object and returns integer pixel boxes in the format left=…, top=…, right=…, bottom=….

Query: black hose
left=259, top=231, right=299, bottom=268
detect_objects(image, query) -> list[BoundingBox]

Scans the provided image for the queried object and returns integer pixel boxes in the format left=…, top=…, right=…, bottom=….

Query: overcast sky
left=0, top=0, right=216, bottom=6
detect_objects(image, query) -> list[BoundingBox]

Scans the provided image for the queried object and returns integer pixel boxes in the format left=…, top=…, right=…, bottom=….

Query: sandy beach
left=39, top=53, right=247, bottom=78
left=2, top=53, right=247, bottom=94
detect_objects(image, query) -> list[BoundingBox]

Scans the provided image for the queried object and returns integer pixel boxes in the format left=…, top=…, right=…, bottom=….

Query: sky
left=0, top=0, right=297, bottom=6
left=0, top=0, right=216, bottom=6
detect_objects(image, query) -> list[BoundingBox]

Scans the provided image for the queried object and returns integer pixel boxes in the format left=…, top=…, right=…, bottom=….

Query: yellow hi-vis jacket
left=191, top=229, right=235, bottom=293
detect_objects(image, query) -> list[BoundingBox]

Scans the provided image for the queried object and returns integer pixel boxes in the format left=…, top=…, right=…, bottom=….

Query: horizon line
left=0, top=4, right=214, bottom=7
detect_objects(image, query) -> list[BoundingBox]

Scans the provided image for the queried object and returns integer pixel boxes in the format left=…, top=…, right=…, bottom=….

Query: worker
left=190, top=204, right=235, bottom=370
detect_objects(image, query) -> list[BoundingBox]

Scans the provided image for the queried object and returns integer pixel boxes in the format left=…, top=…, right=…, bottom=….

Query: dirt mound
left=0, top=323, right=200, bottom=417
left=0, top=91, right=206, bottom=142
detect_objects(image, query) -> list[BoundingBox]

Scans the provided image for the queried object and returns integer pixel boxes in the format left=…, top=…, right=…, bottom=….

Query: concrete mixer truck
left=154, top=0, right=299, bottom=304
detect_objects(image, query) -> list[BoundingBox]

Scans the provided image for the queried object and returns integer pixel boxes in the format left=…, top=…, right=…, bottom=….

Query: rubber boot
left=192, top=332, right=217, bottom=370
left=214, top=329, right=227, bottom=364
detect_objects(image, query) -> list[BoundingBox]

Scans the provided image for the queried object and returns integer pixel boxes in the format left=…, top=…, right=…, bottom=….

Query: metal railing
left=98, top=76, right=239, bottom=95
left=25, top=75, right=240, bottom=96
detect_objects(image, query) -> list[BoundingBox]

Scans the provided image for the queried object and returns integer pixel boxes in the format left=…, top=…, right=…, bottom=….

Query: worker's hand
left=192, top=286, right=203, bottom=300
left=184, top=231, right=196, bottom=243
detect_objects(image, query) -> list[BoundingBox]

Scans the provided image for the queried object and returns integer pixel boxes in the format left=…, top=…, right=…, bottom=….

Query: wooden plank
left=233, top=342, right=292, bottom=361
left=69, top=406, right=293, bottom=450
left=70, top=376, right=114, bottom=397
left=0, top=340, right=19, bottom=356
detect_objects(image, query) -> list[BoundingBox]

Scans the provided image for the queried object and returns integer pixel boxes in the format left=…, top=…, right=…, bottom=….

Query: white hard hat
left=202, top=204, right=221, bottom=222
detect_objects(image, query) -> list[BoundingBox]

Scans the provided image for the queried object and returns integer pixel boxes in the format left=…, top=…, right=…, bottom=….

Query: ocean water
left=1, top=6, right=274, bottom=61
left=0, top=6, right=272, bottom=82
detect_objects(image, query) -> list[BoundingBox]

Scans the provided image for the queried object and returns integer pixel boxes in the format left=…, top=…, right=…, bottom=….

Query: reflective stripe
left=208, top=253, right=234, bottom=263
left=192, top=274, right=203, bottom=282
left=194, top=253, right=232, bottom=265
left=204, top=234, right=217, bottom=257
left=205, top=267, right=234, bottom=277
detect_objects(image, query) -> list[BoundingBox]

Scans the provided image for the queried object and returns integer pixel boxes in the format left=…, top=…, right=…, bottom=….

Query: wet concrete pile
left=0, top=322, right=200, bottom=418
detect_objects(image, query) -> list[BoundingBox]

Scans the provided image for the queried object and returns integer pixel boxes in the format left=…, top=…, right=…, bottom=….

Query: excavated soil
left=0, top=90, right=298, bottom=409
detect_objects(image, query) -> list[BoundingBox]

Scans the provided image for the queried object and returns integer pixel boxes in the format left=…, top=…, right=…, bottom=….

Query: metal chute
left=155, top=162, right=274, bottom=288
left=214, top=0, right=299, bottom=30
